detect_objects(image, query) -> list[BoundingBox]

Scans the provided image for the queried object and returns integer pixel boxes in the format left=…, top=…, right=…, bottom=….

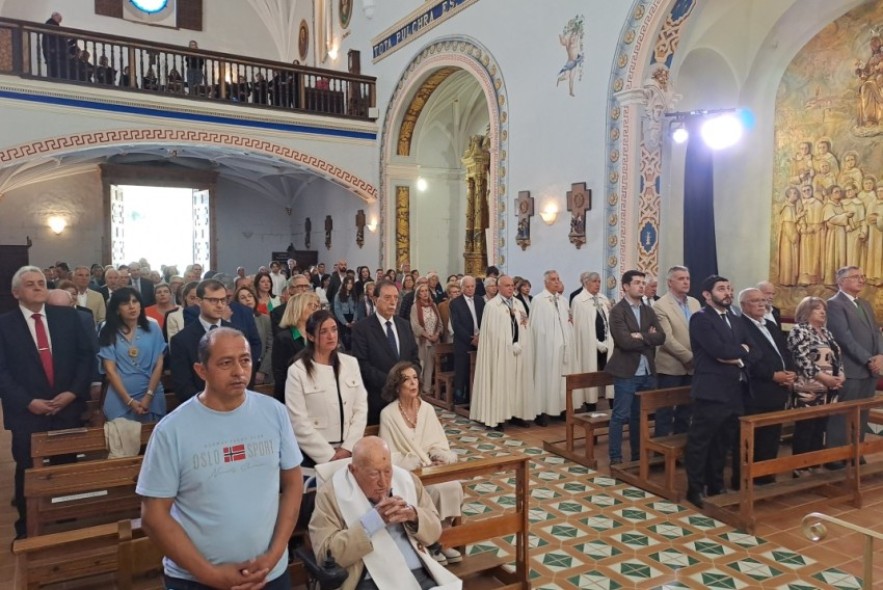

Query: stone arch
left=604, top=0, right=698, bottom=292
left=378, top=36, right=509, bottom=269
left=0, top=128, right=378, bottom=201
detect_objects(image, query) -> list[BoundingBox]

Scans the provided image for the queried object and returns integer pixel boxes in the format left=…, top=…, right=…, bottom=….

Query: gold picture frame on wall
left=339, top=0, right=352, bottom=29
left=298, top=19, right=309, bottom=62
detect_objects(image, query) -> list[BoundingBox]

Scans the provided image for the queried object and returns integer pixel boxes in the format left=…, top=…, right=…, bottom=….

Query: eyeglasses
left=201, top=297, right=228, bottom=305
left=844, top=274, right=865, bottom=281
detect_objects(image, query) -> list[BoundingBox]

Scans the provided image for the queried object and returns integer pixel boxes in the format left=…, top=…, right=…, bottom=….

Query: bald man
left=309, top=437, right=460, bottom=590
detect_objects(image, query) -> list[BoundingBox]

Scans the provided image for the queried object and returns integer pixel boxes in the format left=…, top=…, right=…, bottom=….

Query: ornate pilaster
left=461, top=135, right=490, bottom=275
left=395, top=185, right=410, bottom=268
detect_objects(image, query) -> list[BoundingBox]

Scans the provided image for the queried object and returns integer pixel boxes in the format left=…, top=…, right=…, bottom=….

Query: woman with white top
left=284, top=310, right=367, bottom=469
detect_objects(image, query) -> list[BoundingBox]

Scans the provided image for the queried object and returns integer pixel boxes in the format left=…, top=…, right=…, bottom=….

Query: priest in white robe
left=470, top=275, right=535, bottom=429
left=572, top=271, right=614, bottom=408
left=529, top=270, right=574, bottom=426
left=310, top=437, right=462, bottom=590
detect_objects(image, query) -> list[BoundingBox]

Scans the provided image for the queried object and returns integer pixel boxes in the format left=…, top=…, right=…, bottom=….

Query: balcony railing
left=0, top=17, right=376, bottom=121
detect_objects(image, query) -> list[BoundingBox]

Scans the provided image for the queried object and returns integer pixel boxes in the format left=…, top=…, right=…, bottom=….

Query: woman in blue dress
left=99, top=287, right=167, bottom=423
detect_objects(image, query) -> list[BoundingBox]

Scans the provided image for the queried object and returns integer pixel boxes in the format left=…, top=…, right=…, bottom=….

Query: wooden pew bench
left=31, top=422, right=156, bottom=466
left=419, top=455, right=531, bottom=589
left=424, top=342, right=456, bottom=411
left=543, top=372, right=614, bottom=468
left=84, top=391, right=178, bottom=426
left=702, top=394, right=883, bottom=533
left=609, top=386, right=692, bottom=501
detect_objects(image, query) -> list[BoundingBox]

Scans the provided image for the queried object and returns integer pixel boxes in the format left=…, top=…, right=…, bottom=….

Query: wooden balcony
left=0, top=17, right=376, bottom=121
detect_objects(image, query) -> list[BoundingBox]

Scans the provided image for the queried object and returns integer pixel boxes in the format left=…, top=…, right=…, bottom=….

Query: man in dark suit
left=0, top=266, right=95, bottom=539
left=351, top=279, right=420, bottom=425
left=738, top=287, right=796, bottom=484
left=756, top=281, right=783, bottom=331
left=825, top=266, right=883, bottom=466
left=128, top=262, right=155, bottom=307
left=684, top=275, right=756, bottom=508
left=449, top=276, right=485, bottom=404
left=98, top=267, right=120, bottom=303
left=170, top=279, right=233, bottom=402
left=604, top=270, right=666, bottom=465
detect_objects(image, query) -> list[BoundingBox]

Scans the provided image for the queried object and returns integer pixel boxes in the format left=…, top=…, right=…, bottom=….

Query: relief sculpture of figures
left=556, top=14, right=584, bottom=97
left=855, top=34, right=883, bottom=132
left=777, top=186, right=801, bottom=286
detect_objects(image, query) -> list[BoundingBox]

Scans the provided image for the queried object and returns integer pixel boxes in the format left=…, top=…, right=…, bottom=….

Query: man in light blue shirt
left=138, top=327, right=303, bottom=590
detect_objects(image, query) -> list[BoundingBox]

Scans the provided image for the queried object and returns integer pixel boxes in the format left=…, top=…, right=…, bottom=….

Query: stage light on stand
left=672, top=127, right=689, bottom=144
left=700, top=113, right=743, bottom=150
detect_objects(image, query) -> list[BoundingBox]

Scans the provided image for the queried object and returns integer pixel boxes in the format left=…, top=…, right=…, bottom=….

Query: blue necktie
left=385, top=320, right=398, bottom=358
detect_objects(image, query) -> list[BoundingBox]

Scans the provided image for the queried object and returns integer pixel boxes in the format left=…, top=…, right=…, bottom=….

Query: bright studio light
left=416, top=177, right=428, bottom=192
left=700, top=113, right=743, bottom=150
left=672, top=127, right=689, bottom=144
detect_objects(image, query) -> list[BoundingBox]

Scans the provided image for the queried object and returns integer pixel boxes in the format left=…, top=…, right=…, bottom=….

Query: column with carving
left=395, top=185, right=410, bottom=269
left=461, top=135, right=490, bottom=276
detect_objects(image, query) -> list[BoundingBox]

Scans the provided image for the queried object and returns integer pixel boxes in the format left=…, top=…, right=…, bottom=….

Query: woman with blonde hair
left=272, top=291, right=320, bottom=403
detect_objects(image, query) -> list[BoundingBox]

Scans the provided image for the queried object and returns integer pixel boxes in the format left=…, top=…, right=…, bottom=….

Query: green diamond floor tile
left=648, top=548, right=699, bottom=570
left=611, top=531, right=660, bottom=547
left=762, top=549, right=815, bottom=569
left=573, top=540, right=622, bottom=559
left=812, top=569, right=862, bottom=589
left=726, top=557, right=783, bottom=581
left=543, top=524, right=583, bottom=539
left=468, top=482, right=501, bottom=494
left=580, top=515, right=623, bottom=531
left=462, top=501, right=493, bottom=515
left=613, top=507, right=650, bottom=521
left=614, top=559, right=660, bottom=581
left=719, top=531, right=767, bottom=547
left=558, top=481, right=589, bottom=493
left=687, top=539, right=736, bottom=556
left=775, top=584, right=823, bottom=590
left=648, top=522, right=694, bottom=539
left=531, top=487, right=562, bottom=500
left=679, top=514, right=726, bottom=530
left=539, top=551, right=574, bottom=572
left=590, top=476, right=618, bottom=486
left=691, top=570, right=748, bottom=589
left=552, top=500, right=591, bottom=514
left=619, top=487, right=650, bottom=499
left=585, top=493, right=621, bottom=507
left=568, top=572, right=622, bottom=590
left=648, top=500, right=686, bottom=513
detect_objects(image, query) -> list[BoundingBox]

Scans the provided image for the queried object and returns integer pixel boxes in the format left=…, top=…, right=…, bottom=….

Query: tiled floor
left=1, top=408, right=881, bottom=589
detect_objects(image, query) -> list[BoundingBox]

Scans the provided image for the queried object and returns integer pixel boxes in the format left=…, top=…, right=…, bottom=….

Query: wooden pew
left=703, top=394, right=883, bottom=533
left=84, top=391, right=178, bottom=426
left=609, top=386, right=691, bottom=500
left=424, top=341, right=456, bottom=411
left=25, top=455, right=143, bottom=537
left=419, top=455, right=531, bottom=589
left=31, top=422, right=156, bottom=466
left=543, top=372, right=614, bottom=468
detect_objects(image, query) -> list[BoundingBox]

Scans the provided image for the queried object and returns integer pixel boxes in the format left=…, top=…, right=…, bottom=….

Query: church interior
left=1, top=0, right=883, bottom=588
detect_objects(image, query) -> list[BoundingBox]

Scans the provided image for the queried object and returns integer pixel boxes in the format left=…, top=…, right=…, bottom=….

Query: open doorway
left=109, top=185, right=211, bottom=271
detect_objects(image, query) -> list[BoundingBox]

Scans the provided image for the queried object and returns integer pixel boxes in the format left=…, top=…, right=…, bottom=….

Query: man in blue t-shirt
left=138, top=327, right=303, bottom=590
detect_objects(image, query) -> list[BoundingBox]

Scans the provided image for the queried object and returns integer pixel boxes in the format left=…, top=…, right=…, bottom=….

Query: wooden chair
left=542, top=372, right=615, bottom=468
left=424, top=342, right=456, bottom=410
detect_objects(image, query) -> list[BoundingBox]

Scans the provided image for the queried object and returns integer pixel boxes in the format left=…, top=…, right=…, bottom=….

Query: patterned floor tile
left=568, top=572, right=622, bottom=589
left=689, top=569, right=749, bottom=589
left=580, top=514, right=624, bottom=531
left=775, top=583, right=825, bottom=590
left=531, top=487, right=562, bottom=500
left=609, top=530, right=661, bottom=548
left=555, top=481, right=590, bottom=494
left=585, top=493, right=622, bottom=507
left=550, top=500, right=592, bottom=515
left=677, top=513, right=727, bottom=530
left=647, top=522, right=694, bottom=539
left=573, top=540, right=623, bottom=559
left=540, top=523, right=585, bottom=540
left=617, top=486, right=651, bottom=500
left=610, top=559, right=662, bottom=582
left=610, top=507, right=651, bottom=522
left=648, top=548, right=699, bottom=570
left=726, top=557, right=783, bottom=581
left=812, top=569, right=863, bottom=589
left=762, top=549, right=816, bottom=570
left=685, top=539, right=737, bottom=557
left=719, top=531, right=767, bottom=548
left=649, top=583, right=692, bottom=589
left=647, top=500, right=687, bottom=514
left=537, top=550, right=576, bottom=572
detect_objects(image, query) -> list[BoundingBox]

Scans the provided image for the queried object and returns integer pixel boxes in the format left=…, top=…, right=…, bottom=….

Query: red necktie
left=32, top=313, right=54, bottom=387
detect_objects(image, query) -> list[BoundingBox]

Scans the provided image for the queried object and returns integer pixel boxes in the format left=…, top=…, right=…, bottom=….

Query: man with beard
left=684, top=275, right=755, bottom=509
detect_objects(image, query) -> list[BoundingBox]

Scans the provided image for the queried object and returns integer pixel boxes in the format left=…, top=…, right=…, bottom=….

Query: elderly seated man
left=309, top=436, right=461, bottom=590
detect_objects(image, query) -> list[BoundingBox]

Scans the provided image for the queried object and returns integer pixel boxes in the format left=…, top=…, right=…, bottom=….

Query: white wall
left=290, top=181, right=380, bottom=270
left=0, top=169, right=103, bottom=267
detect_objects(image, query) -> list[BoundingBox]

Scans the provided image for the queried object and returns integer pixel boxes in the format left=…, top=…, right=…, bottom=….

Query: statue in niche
left=642, top=65, right=680, bottom=151
left=304, top=217, right=311, bottom=250
left=325, top=215, right=333, bottom=250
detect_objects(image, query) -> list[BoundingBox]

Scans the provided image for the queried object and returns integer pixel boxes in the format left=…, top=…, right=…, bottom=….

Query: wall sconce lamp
left=539, top=204, right=559, bottom=225
left=367, top=217, right=378, bottom=232
left=48, top=216, right=67, bottom=235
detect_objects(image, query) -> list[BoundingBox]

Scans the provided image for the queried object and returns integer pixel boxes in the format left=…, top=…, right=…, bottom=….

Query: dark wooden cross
left=566, top=182, right=590, bottom=249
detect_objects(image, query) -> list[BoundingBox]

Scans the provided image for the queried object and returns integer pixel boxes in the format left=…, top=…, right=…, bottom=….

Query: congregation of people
left=2, top=250, right=881, bottom=588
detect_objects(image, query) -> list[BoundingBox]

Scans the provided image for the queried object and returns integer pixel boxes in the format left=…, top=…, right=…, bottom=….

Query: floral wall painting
left=557, top=15, right=584, bottom=97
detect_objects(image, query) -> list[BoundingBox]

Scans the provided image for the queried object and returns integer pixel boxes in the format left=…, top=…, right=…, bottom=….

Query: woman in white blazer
left=285, top=309, right=368, bottom=469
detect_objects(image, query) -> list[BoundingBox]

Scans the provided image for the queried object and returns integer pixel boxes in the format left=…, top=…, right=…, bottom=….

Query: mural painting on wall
left=556, top=15, right=584, bottom=97
left=298, top=20, right=309, bottom=62
left=772, top=1, right=883, bottom=319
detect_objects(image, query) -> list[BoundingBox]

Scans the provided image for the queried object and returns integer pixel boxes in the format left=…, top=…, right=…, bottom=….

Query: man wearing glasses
left=170, top=279, right=234, bottom=402
left=825, top=266, right=883, bottom=468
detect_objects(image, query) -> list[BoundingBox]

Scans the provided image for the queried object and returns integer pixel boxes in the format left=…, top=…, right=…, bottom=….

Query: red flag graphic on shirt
left=223, top=444, right=247, bottom=463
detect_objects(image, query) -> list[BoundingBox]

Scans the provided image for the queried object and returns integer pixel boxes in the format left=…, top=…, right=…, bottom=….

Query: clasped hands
left=28, top=391, right=76, bottom=416
left=204, top=551, right=279, bottom=590
left=375, top=495, right=417, bottom=525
